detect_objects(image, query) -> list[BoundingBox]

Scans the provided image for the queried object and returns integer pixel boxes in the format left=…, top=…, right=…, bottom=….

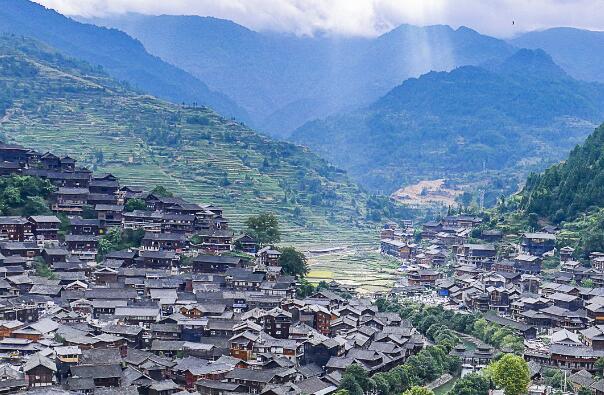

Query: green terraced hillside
left=0, top=35, right=408, bottom=254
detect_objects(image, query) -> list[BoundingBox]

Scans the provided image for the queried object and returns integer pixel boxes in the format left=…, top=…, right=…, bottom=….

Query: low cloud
left=35, top=0, right=604, bottom=38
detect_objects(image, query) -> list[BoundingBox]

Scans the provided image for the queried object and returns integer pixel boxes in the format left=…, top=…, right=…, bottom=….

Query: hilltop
left=87, top=14, right=513, bottom=136
left=511, top=27, right=604, bottom=83
left=0, top=35, right=408, bottom=248
left=0, top=0, right=248, bottom=121
left=291, top=49, right=604, bottom=203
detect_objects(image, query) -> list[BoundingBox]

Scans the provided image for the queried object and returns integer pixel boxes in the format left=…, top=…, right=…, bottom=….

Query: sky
left=34, top=0, right=604, bottom=38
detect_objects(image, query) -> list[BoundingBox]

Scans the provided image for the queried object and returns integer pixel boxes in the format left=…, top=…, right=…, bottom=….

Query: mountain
left=291, top=49, right=604, bottom=199
left=517, top=122, right=604, bottom=255
left=521, top=122, right=604, bottom=223
left=510, top=27, right=604, bottom=83
left=86, top=14, right=514, bottom=136
left=0, top=34, right=408, bottom=247
left=0, top=0, right=248, bottom=122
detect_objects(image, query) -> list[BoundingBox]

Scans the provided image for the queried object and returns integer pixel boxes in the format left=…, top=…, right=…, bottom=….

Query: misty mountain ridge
left=510, top=27, right=604, bottom=84
left=86, top=13, right=515, bottom=137
left=292, top=48, right=604, bottom=196
left=0, top=0, right=249, bottom=122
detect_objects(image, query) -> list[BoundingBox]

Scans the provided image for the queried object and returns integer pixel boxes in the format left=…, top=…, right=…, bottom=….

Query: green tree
left=278, top=247, right=308, bottom=277
left=245, top=212, right=280, bottom=246
left=595, top=357, right=604, bottom=378
left=124, top=198, right=147, bottom=212
left=460, top=192, right=473, bottom=208
left=403, top=386, right=434, bottom=395
left=339, top=375, right=363, bottom=395
left=489, top=354, right=530, bottom=395
left=450, top=373, right=490, bottom=395
left=22, top=196, right=51, bottom=216
left=150, top=185, right=173, bottom=197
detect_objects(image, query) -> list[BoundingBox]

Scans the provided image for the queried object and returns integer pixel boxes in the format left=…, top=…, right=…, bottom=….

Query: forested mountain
left=291, top=49, right=604, bottom=195
left=0, top=0, right=248, bottom=121
left=511, top=27, right=604, bottom=83
left=521, top=123, right=604, bottom=223
left=0, top=35, right=406, bottom=245
left=87, top=14, right=514, bottom=136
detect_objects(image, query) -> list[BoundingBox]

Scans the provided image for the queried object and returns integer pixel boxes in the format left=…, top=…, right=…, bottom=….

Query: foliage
left=403, top=386, right=434, bottom=395
left=124, top=198, right=147, bottom=212
left=34, top=258, right=56, bottom=280
left=487, top=354, right=530, bottom=395
left=0, top=175, right=54, bottom=216
left=376, top=299, right=524, bottom=353
left=245, top=213, right=280, bottom=246
left=521, top=123, right=604, bottom=223
left=542, top=368, right=573, bottom=392
left=338, top=327, right=460, bottom=395
left=278, top=247, right=308, bottom=277
left=450, top=373, right=490, bottom=395
left=97, top=227, right=145, bottom=260
left=150, top=185, right=173, bottom=198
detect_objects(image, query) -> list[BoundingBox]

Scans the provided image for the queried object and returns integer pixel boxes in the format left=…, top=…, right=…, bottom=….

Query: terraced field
left=0, top=36, right=404, bottom=287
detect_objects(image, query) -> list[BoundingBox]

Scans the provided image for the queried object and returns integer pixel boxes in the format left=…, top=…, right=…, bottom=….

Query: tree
left=339, top=375, right=363, bottom=395
left=22, top=196, right=51, bottom=216
left=245, top=213, right=280, bottom=246
left=150, top=185, right=173, bottom=197
left=450, top=373, right=490, bottom=395
left=403, top=386, right=434, bottom=395
left=460, top=192, right=473, bottom=208
left=489, top=354, right=530, bottom=395
left=528, top=212, right=539, bottom=230
left=124, top=198, right=147, bottom=212
left=595, top=357, right=604, bottom=378
left=278, top=247, right=308, bottom=277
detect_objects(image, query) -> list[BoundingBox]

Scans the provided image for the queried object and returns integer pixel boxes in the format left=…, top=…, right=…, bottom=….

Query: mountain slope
left=291, top=49, right=604, bottom=198
left=0, top=0, right=248, bottom=122
left=510, top=27, right=604, bottom=83
left=521, top=123, right=604, bottom=222
left=0, top=35, right=407, bottom=247
left=87, top=14, right=514, bottom=136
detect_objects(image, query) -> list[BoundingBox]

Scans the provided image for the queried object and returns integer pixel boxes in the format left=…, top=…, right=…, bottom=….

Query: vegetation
left=292, top=49, right=604, bottom=196
left=403, top=387, right=434, bottom=395
left=0, top=175, right=54, bottom=216
left=277, top=247, right=308, bottom=277
left=485, top=354, right=530, bottom=395
left=0, top=35, right=410, bottom=249
left=338, top=343, right=460, bottom=395
left=124, top=198, right=147, bottom=212
left=97, top=227, right=145, bottom=260
left=449, top=373, right=490, bottom=395
left=34, top=258, right=56, bottom=279
left=150, top=185, right=173, bottom=198
left=376, top=299, right=524, bottom=353
left=521, top=123, right=604, bottom=223
left=244, top=213, right=280, bottom=246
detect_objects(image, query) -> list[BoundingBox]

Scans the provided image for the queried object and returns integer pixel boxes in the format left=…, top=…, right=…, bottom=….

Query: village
left=0, top=140, right=599, bottom=395
left=380, top=213, right=604, bottom=394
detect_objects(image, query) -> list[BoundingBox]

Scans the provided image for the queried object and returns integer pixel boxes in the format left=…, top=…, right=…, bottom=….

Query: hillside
left=0, top=0, right=248, bottom=122
left=291, top=49, right=604, bottom=202
left=521, top=123, right=604, bottom=223
left=87, top=14, right=513, bottom=136
left=0, top=35, right=408, bottom=249
left=511, top=27, right=604, bottom=83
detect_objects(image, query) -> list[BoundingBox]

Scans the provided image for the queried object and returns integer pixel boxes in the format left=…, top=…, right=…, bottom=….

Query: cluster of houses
left=0, top=143, right=435, bottom=394
left=381, top=214, right=604, bottom=390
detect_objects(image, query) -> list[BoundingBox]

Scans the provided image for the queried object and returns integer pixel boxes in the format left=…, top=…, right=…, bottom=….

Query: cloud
left=34, top=0, right=604, bottom=38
